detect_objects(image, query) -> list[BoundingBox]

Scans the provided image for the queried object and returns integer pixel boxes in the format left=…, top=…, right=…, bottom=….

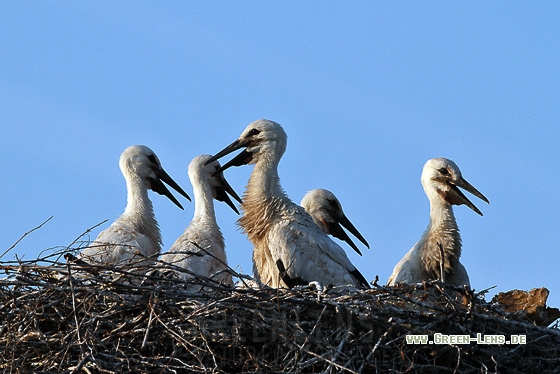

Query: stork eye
left=327, top=199, right=340, bottom=210
left=248, top=129, right=260, bottom=137
left=147, top=154, right=158, bottom=166
left=438, top=168, right=449, bottom=175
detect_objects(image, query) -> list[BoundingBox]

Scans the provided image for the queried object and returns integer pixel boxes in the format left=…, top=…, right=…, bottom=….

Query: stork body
left=388, top=158, right=489, bottom=287
left=301, top=189, right=370, bottom=256
left=161, top=155, right=241, bottom=285
left=78, top=145, right=190, bottom=267
left=206, top=119, right=369, bottom=289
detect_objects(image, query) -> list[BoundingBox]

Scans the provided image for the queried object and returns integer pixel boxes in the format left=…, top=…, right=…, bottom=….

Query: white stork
left=300, top=189, right=370, bottom=256
left=205, top=119, right=369, bottom=289
left=78, top=145, right=190, bottom=268
left=387, top=158, right=489, bottom=287
left=160, top=155, right=242, bottom=285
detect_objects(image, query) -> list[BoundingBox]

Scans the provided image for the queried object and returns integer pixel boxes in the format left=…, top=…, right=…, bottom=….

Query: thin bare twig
left=1, top=216, right=53, bottom=259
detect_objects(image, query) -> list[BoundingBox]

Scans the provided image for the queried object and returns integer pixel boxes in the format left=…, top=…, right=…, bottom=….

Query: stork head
left=301, top=189, right=370, bottom=256
left=421, top=158, right=489, bottom=215
left=204, top=119, right=288, bottom=173
left=119, top=145, right=191, bottom=209
left=189, top=155, right=243, bottom=214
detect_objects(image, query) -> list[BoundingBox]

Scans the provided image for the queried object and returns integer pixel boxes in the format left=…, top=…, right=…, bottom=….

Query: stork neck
left=191, top=177, right=216, bottom=224
left=122, top=175, right=161, bottom=244
left=419, top=199, right=461, bottom=280
left=240, top=156, right=290, bottom=242
left=428, top=200, right=458, bottom=232
left=248, top=156, right=286, bottom=199
left=123, top=177, right=153, bottom=217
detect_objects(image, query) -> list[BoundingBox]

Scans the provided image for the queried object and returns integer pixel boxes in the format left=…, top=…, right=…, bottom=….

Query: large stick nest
left=0, top=249, right=559, bottom=374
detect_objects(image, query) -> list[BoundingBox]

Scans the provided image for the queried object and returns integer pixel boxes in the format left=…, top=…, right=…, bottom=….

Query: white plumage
left=78, top=145, right=190, bottom=267
left=160, top=155, right=242, bottom=285
left=205, top=119, right=369, bottom=289
left=388, top=158, right=489, bottom=287
left=300, top=189, right=370, bottom=256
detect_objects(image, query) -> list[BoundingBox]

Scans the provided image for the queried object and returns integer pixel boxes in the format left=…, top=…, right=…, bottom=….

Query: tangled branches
left=0, top=254, right=559, bottom=373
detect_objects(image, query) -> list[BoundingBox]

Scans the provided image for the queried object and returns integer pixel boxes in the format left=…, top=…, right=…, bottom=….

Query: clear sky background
left=1, top=3, right=559, bottom=310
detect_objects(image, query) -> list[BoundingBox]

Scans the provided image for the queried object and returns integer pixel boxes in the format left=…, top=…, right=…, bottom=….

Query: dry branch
left=0, top=252, right=559, bottom=373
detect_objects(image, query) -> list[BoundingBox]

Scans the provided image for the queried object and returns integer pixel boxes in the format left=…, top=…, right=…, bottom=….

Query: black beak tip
left=350, top=243, right=363, bottom=256
left=172, top=184, right=191, bottom=202
left=172, top=199, right=185, bottom=210
left=223, top=197, right=240, bottom=215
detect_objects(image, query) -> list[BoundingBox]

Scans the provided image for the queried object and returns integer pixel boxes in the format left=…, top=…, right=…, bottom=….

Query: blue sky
left=1, top=2, right=559, bottom=310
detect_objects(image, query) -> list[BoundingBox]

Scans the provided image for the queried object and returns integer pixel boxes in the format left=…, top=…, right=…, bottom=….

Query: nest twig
left=0, top=249, right=559, bottom=373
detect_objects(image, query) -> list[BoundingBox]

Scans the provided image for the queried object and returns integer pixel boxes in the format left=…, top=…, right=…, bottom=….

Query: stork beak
left=212, top=171, right=243, bottom=214
left=446, top=177, right=489, bottom=216
left=338, top=213, right=370, bottom=251
left=205, top=139, right=253, bottom=175
left=324, top=213, right=370, bottom=256
left=150, top=168, right=191, bottom=210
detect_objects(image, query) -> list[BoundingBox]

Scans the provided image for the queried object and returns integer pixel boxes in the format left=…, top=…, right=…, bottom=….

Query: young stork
left=78, top=145, right=191, bottom=268
left=205, top=119, right=369, bottom=289
left=300, top=189, right=370, bottom=256
left=387, top=158, right=489, bottom=287
left=160, top=155, right=242, bottom=285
